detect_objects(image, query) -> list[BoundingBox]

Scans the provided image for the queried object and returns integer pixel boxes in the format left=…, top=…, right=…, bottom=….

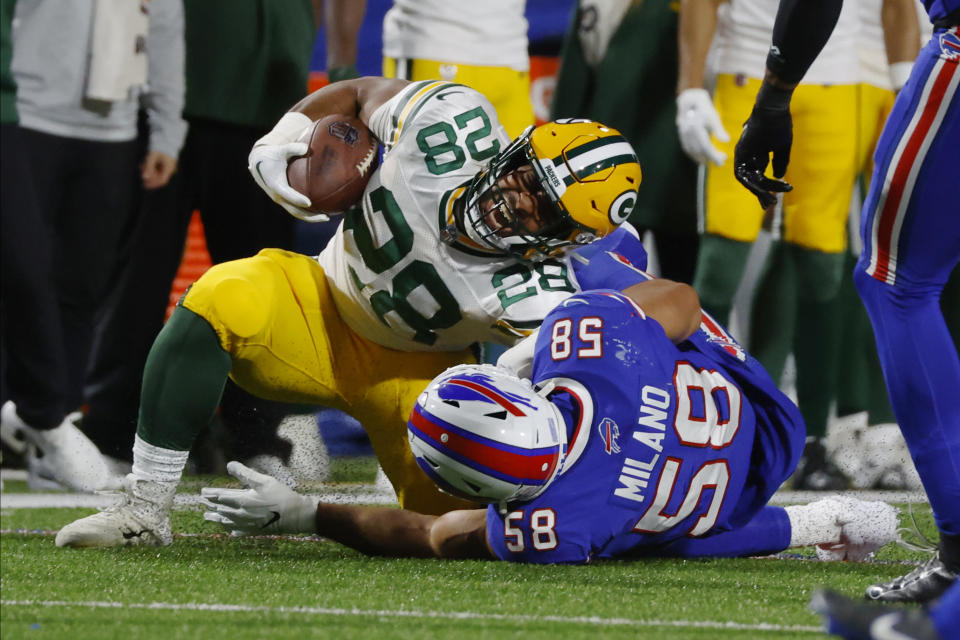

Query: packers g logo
left=608, top=191, right=637, bottom=225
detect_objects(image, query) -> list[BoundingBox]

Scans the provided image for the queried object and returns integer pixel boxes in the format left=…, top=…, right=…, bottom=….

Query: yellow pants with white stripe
left=182, top=248, right=475, bottom=514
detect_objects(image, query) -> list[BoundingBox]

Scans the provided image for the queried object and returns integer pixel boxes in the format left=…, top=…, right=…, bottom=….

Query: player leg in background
left=18, top=128, right=142, bottom=411
left=750, top=83, right=859, bottom=491
left=0, top=123, right=111, bottom=492
left=383, top=57, right=534, bottom=140
left=854, top=35, right=960, bottom=602
left=831, top=82, right=902, bottom=489
left=691, top=74, right=767, bottom=328
left=82, top=117, right=194, bottom=464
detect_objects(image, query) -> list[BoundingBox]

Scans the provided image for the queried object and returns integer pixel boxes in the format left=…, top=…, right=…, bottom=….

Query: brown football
left=286, top=114, right=379, bottom=214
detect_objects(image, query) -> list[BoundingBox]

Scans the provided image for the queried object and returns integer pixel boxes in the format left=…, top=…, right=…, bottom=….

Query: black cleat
left=791, top=438, right=850, bottom=491
left=810, top=588, right=940, bottom=640
left=866, top=551, right=957, bottom=604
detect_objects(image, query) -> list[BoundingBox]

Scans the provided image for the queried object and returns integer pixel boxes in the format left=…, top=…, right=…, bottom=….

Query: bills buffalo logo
left=328, top=121, right=360, bottom=146
left=598, top=417, right=621, bottom=454
left=940, top=30, right=960, bottom=61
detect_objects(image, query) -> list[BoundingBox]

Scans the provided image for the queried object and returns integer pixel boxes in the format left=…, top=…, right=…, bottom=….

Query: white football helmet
left=407, top=364, right=567, bottom=504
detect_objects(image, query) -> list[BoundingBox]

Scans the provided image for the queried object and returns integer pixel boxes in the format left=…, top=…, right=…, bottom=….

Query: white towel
left=577, top=0, right=633, bottom=69
left=85, top=0, right=149, bottom=102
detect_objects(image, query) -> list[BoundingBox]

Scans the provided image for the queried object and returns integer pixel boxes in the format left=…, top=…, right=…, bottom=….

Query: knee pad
left=210, top=276, right=269, bottom=339
left=186, top=261, right=273, bottom=340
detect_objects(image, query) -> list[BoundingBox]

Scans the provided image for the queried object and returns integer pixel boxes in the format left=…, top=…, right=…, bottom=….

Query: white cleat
left=816, top=496, right=899, bottom=562
left=1, top=402, right=114, bottom=492
left=55, top=476, right=175, bottom=548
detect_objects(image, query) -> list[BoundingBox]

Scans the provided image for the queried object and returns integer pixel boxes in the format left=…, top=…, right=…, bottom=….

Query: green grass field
left=0, top=462, right=935, bottom=640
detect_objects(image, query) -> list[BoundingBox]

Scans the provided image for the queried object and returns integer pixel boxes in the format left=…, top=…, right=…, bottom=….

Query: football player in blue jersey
left=734, top=0, right=960, bottom=610
left=202, top=272, right=899, bottom=565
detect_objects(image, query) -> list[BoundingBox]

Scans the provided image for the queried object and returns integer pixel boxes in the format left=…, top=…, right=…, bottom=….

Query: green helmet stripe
left=575, top=153, right=640, bottom=180
left=550, top=134, right=629, bottom=166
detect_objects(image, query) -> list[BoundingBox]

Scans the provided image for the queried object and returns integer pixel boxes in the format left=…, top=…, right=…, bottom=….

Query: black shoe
left=866, top=551, right=958, bottom=604
left=810, top=589, right=940, bottom=640
left=791, top=438, right=850, bottom=491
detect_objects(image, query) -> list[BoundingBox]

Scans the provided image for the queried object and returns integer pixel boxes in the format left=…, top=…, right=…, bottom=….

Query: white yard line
left=0, top=468, right=930, bottom=508
left=0, top=599, right=823, bottom=633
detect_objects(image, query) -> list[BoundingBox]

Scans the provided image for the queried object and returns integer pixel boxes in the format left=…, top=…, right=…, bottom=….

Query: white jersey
left=713, top=0, right=859, bottom=85
left=382, top=0, right=529, bottom=71
left=858, top=0, right=891, bottom=89
left=318, top=81, right=587, bottom=352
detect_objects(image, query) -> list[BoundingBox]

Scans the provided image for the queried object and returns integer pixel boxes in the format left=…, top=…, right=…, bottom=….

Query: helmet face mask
left=457, top=120, right=642, bottom=261
left=407, top=364, right=567, bottom=505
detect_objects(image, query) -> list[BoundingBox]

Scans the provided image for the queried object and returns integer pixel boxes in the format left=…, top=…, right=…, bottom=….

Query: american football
left=286, top=114, right=379, bottom=214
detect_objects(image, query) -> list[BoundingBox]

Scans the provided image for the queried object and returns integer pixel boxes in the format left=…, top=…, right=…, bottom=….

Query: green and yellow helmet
left=459, top=119, right=642, bottom=260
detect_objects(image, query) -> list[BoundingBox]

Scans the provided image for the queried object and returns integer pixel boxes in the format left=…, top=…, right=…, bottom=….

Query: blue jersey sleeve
left=486, top=504, right=593, bottom=564
left=643, top=506, right=792, bottom=558
left=570, top=225, right=651, bottom=292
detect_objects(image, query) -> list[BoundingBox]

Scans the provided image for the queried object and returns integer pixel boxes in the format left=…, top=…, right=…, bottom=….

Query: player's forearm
left=881, top=0, right=921, bottom=90
left=766, top=0, right=843, bottom=86
left=676, top=0, right=721, bottom=91
left=314, top=503, right=439, bottom=558
left=287, top=77, right=409, bottom=127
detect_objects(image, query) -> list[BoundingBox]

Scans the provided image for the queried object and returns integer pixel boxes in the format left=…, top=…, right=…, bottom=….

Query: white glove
left=815, top=496, right=899, bottom=562
left=675, top=88, right=730, bottom=166
left=248, top=142, right=329, bottom=222
left=201, top=461, right=319, bottom=536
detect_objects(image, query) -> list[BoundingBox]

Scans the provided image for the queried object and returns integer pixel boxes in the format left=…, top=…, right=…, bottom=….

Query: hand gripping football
left=286, top=114, right=379, bottom=215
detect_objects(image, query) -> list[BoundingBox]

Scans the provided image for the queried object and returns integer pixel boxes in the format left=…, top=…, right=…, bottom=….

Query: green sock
left=137, top=306, right=233, bottom=451
left=792, top=247, right=844, bottom=439
left=748, top=242, right=796, bottom=383
left=692, top=234, right=753, bottom=326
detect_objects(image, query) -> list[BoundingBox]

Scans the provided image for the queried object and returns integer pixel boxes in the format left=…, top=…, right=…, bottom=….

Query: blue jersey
left=486, top=290, right=804, bottom=564
left=923, top=0, right=960, bottom=23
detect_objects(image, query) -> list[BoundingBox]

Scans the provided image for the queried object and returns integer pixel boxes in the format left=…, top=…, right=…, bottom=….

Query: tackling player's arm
left=314, top=504, right=493, bottom=559
left=621, top=279, right=701, bottom=343
left=202, top=461, right=494, bottom=559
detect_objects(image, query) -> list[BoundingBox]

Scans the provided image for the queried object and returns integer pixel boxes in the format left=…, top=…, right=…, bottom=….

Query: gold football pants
left=182, top=248, right=475, bottom=514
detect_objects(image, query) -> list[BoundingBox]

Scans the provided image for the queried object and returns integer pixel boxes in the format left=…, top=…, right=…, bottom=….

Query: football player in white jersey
left=55, top=76, right=642, bottom=548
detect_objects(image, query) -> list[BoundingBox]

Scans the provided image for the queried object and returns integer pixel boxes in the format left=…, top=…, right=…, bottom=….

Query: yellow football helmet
left=457, top=119, right=642, bottom=260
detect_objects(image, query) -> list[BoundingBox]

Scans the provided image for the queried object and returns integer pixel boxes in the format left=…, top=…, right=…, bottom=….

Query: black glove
left=733, top=82, right=795, bottom=209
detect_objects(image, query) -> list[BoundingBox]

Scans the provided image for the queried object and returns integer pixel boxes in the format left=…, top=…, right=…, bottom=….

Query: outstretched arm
left=314, top=503, right=492, bottom=559
left=733, top=0, right=843, bottom=209
left=202, top=462, right=494, bottom=559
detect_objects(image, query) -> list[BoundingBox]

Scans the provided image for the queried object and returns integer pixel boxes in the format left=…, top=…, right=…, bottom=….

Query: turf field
left=0, top=461, right=935, bottom=640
